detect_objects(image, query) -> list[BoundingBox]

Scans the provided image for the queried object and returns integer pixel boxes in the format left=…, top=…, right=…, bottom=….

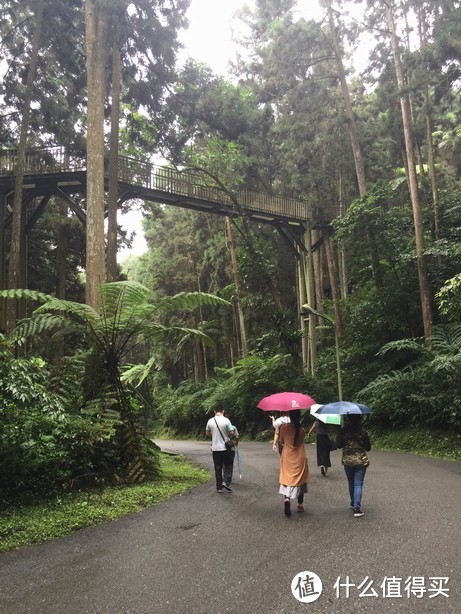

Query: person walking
left=205, top=405, right=236, bottom=493
left=271, top=412, right=290, bottom=454
left=278, top=409, right=310, bottom=516
left=308, top=419, right=332, bottom=476
left=336, top=414, right=371, bottom=518
left=224, top=416, right=240, bottom=486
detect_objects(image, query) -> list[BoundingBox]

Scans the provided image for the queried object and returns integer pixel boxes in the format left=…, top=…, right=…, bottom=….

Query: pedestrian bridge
left=0, top=146, right=312, bottom=229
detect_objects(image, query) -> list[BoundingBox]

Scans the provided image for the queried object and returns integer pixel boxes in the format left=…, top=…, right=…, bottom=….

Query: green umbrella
left=310, top=404, right=342, bottom=426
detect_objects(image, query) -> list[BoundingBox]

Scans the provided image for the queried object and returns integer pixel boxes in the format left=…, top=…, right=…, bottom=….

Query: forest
left=1, top=0, right=461, bottom=505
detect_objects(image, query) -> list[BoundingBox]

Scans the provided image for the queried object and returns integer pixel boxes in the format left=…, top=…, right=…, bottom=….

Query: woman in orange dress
left=279, top=409, right=310, bottom=516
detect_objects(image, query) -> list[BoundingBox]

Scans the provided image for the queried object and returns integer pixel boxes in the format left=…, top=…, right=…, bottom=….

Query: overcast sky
left=119, top=0, right=367, bottom=260
left=177, top=0, right=334, bottom=77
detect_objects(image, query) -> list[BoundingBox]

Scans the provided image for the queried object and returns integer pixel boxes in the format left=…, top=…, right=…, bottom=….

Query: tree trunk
left=323, top=225, right=342, bottom=338
left=385, top=0, right=432, bottom=342
left=324, top=0, right=367, bottom=196
left=193, top=338, right=206, bottom=381
left=324, top=0, right=384, bottom=289
left=417, top=8, right=439, bottom=239
left=303, top=223, right=317, bottom=376
left=6, top=0, right=45, bottom=333
left=107, top=23, right=122, bottom=281
left=56, top=200, right=68, bottom=299
left=85, top=0, right=109, bottom=310
left=225, top=217, right=247, bottom=358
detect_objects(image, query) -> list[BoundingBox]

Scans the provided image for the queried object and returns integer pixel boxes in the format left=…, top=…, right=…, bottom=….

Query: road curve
left=0, top=440, right=459, bottom=613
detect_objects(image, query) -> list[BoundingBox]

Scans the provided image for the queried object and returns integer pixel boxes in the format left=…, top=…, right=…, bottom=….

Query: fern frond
left=156, top=292, right=230, bottom=313
left=33, top=297, right=99, bottom=325
left=0, top=288, right=53, bottom=303
left=100, top=281, right=152, bottom=320
left=121, top=357, right=158, bottom=387
left=431, top=323, right=461, bottom=351
left=377, top=338, right=427, bottom=356
left=431, top=353, right=461, bottom=374
left=13, top=314, right=68, bottom=342
left=358, top=367, right=418, bottom=393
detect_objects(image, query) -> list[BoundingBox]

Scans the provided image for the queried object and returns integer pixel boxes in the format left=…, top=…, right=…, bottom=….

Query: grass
left=0, top=453, right=210, bottom=554
left=1, top=429, right=459, bottom=554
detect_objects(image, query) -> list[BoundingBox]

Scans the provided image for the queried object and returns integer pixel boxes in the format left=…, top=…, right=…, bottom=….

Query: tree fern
left=2, top=281, right=229, bottom=484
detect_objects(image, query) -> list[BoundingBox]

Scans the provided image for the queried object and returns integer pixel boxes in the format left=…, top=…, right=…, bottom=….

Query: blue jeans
left=344, top=465, right=367, bottom=510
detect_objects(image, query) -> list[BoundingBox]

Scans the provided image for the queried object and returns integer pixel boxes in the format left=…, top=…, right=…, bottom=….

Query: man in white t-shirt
left=205, top=405, right=235, bottom=493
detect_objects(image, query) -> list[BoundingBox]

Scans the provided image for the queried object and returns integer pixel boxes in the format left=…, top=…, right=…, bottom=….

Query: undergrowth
left=368, top=427, right=461, bottom=461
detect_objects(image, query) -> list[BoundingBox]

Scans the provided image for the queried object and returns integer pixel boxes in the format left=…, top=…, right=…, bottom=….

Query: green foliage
left=0, top=340, right=122, bottom=503
left=152, top=354, right=330, bottom=438
left=436, top=273, right=461, bottom=321
left=0, top=282, right=227, bottom=496
left=368, top=427, right=461, bottom=462
left=356, top=324, right=461, bottom=431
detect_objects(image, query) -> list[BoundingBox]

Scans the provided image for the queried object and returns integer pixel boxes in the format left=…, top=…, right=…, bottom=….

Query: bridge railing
left=0, top=146, right=310, bottom=221
left=0, top=146, right=86, bottom=175
left=117, top=156, right=309, bottom=220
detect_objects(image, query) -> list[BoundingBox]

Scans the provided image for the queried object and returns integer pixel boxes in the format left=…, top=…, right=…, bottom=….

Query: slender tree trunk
left=195, top=273, right=208, bottom=381
left=324, top=0, right=384, bottom=288
left=425, top=104, right=439, bottom=239
left=385, top=0, right=432, bottom=342
left=56, top=200, right=68, bottom=299
left=0, top=190, right=6, bottom=329
left=107, top=23, right=122, bottom=281
left=225, top=217, right=247, bottom=357
left=303, top=223, right=317, bottom=376
left=417, top=8, right=439, bottom=239
left=6, top=0, right=45, bottom=333
left=337, top=170, right=348, bottom=299
left=323, top=225, right=342, bottom=338
left=324, top=0, right=367, bottom=196
left=85, top=0, right=109, bottom=310
left=193, top=338, right=206, bottom=381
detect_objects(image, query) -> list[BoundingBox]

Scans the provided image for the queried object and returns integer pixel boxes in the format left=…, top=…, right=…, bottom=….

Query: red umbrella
left=257, top=392, right=316, bottom=412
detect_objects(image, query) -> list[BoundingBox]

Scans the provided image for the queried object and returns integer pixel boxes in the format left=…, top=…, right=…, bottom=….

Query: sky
left=118, top=0, right=367, bottom=260
left=119, top=0, right=258, bottom=260
left=177, top=0, right=331, bottom=77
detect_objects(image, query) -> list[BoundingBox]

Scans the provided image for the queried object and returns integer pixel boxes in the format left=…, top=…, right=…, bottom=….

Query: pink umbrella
left=257, top=392, right=316, bottom=412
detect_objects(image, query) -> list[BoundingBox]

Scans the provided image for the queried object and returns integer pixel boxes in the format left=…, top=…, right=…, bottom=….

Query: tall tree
left=385, top=0, right=433, bottom=342
left=5, top=0, right=45, bottom=333
left=85, top=0, right=110, bottom=310
left=322, top=0, right=383, bottom=292
left=107, top=17, right=123, bottom=282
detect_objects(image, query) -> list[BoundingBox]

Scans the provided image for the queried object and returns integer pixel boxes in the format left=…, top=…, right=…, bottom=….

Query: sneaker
left=217, top=489, right=222, bottom=493
left=320, top=466, right=326, bottom=476
left=284, top=499, right=292, bottom=517
left=353, top=509, right=364, bottom=517
left=297, top=504, right=305, bottom=512
left=222, top=483, right=233, bottom=492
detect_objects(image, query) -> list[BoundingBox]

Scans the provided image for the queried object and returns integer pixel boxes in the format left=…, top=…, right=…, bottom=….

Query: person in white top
left=205, top=405, right=236, bottom=493
left=271, top=412, right=290, bottom=454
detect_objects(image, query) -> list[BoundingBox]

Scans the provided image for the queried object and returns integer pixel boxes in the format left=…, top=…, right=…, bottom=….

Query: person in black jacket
left=336, top=414, right=371, bottom=518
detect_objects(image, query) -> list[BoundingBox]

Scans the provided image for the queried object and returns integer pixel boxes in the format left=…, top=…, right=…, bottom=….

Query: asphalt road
left=0, top=440, right=459, bottom=614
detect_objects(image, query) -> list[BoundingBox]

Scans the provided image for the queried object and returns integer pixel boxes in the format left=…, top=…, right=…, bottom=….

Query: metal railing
left=0, top=146, right=309, bottom=221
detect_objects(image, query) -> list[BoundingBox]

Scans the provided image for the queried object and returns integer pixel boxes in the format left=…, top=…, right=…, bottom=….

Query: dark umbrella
left=317, top=401, right=372, bottom=415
